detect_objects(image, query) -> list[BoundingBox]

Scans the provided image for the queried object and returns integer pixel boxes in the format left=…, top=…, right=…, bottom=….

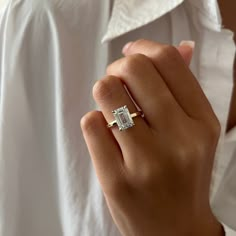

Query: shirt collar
left=102, top=0, right=222, bottom=43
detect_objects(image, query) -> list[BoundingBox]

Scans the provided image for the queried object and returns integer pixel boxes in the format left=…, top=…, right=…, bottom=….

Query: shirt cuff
left=223, top=223, right=236, bottom=236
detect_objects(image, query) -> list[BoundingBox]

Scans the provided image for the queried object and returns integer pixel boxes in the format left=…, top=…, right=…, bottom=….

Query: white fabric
left=223, top=223, right=236, bottom=236
left=0, top=0, right=235, bottom=235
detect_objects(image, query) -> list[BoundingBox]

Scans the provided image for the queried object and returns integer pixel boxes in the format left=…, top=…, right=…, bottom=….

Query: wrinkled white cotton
left=0, top=0, right=235, bottom=235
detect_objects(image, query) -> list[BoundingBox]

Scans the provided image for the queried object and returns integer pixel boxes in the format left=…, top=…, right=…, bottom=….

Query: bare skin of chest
left=218, top=0, right=236, bottom=132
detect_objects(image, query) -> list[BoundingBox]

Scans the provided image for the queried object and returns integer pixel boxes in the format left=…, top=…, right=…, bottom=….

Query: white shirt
left=0, top=0, right=235, bottom=235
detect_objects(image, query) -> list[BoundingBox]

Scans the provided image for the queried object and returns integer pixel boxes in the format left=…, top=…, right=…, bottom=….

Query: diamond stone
left=112, top=105, right=134, bottom=131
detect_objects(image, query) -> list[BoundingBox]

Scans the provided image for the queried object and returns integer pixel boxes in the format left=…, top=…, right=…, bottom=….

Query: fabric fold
left=102, top=0, right=184, bottom=42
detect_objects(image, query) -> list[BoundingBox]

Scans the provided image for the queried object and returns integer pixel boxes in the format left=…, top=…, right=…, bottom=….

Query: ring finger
left=93, top=75, right=151, bottom=157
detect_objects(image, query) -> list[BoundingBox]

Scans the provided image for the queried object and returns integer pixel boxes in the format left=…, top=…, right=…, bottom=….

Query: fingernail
left=179, top=40, right=195, bottom=49
left=122, top=41, right=133, bottom=54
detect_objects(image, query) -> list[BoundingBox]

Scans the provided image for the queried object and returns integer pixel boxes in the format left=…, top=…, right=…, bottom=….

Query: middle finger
left=107, top=54, right=184, bottom=130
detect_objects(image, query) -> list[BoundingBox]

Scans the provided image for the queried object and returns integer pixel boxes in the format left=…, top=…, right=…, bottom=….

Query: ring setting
left=107, top=105, right=144, bottom=131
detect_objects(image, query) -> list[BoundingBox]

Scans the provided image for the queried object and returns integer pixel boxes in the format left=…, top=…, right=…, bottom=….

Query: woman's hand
left=81, top=40, right=224, bottom=236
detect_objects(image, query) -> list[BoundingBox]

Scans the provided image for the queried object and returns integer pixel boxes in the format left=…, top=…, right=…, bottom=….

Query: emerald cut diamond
left=112, top=105, right=134, bottom=131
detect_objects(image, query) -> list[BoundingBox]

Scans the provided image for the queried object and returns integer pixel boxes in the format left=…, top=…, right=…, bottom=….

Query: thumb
left=177, top=41, right=195, bottom=66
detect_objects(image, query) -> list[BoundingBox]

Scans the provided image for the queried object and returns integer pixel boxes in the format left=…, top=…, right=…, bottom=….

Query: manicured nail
left=179, top=40, right=195, bottom=49
left=122, top=41, right=133, bottom=54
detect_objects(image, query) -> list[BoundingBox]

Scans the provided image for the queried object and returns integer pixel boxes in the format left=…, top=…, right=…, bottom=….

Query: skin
left=81, top=40, right=224, bottom=236
left=81, top=2, right=235, bottom=235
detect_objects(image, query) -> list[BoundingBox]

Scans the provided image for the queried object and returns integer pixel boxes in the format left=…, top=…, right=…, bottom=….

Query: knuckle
left=129, top=39, right=146, bottom=50
left=210, top=119, right=221, bottom=140
left=202, top=118, right=221, bottom=146
left=106, top=61, right=122, bottom=75
left=162, top=44, right=179, bottom=55
left=175, top=143, right=192, bottom=161
left=192, top=140, right=208, bottom=158
left=158, top=45, right=180, bottom=61
left=80, top=111, right=101, bottom=133
left=121, top=53, right=149, bottom=74
left=92, top=76, right=118, bottom=101
left=134, top=163, right=158, bottom=188
left=106, top=64, right=113, bottom=75
left=174, top=140, right=204, bottom=164
left=140, top=168, right=155, bottom=184
left=133, top=39, right=146, bottom=46
left=181, top=140, right=209, bottom=164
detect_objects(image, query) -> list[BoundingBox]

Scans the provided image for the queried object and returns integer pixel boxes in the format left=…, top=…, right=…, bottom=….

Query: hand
left=81, top=40, right=224, bottom=236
